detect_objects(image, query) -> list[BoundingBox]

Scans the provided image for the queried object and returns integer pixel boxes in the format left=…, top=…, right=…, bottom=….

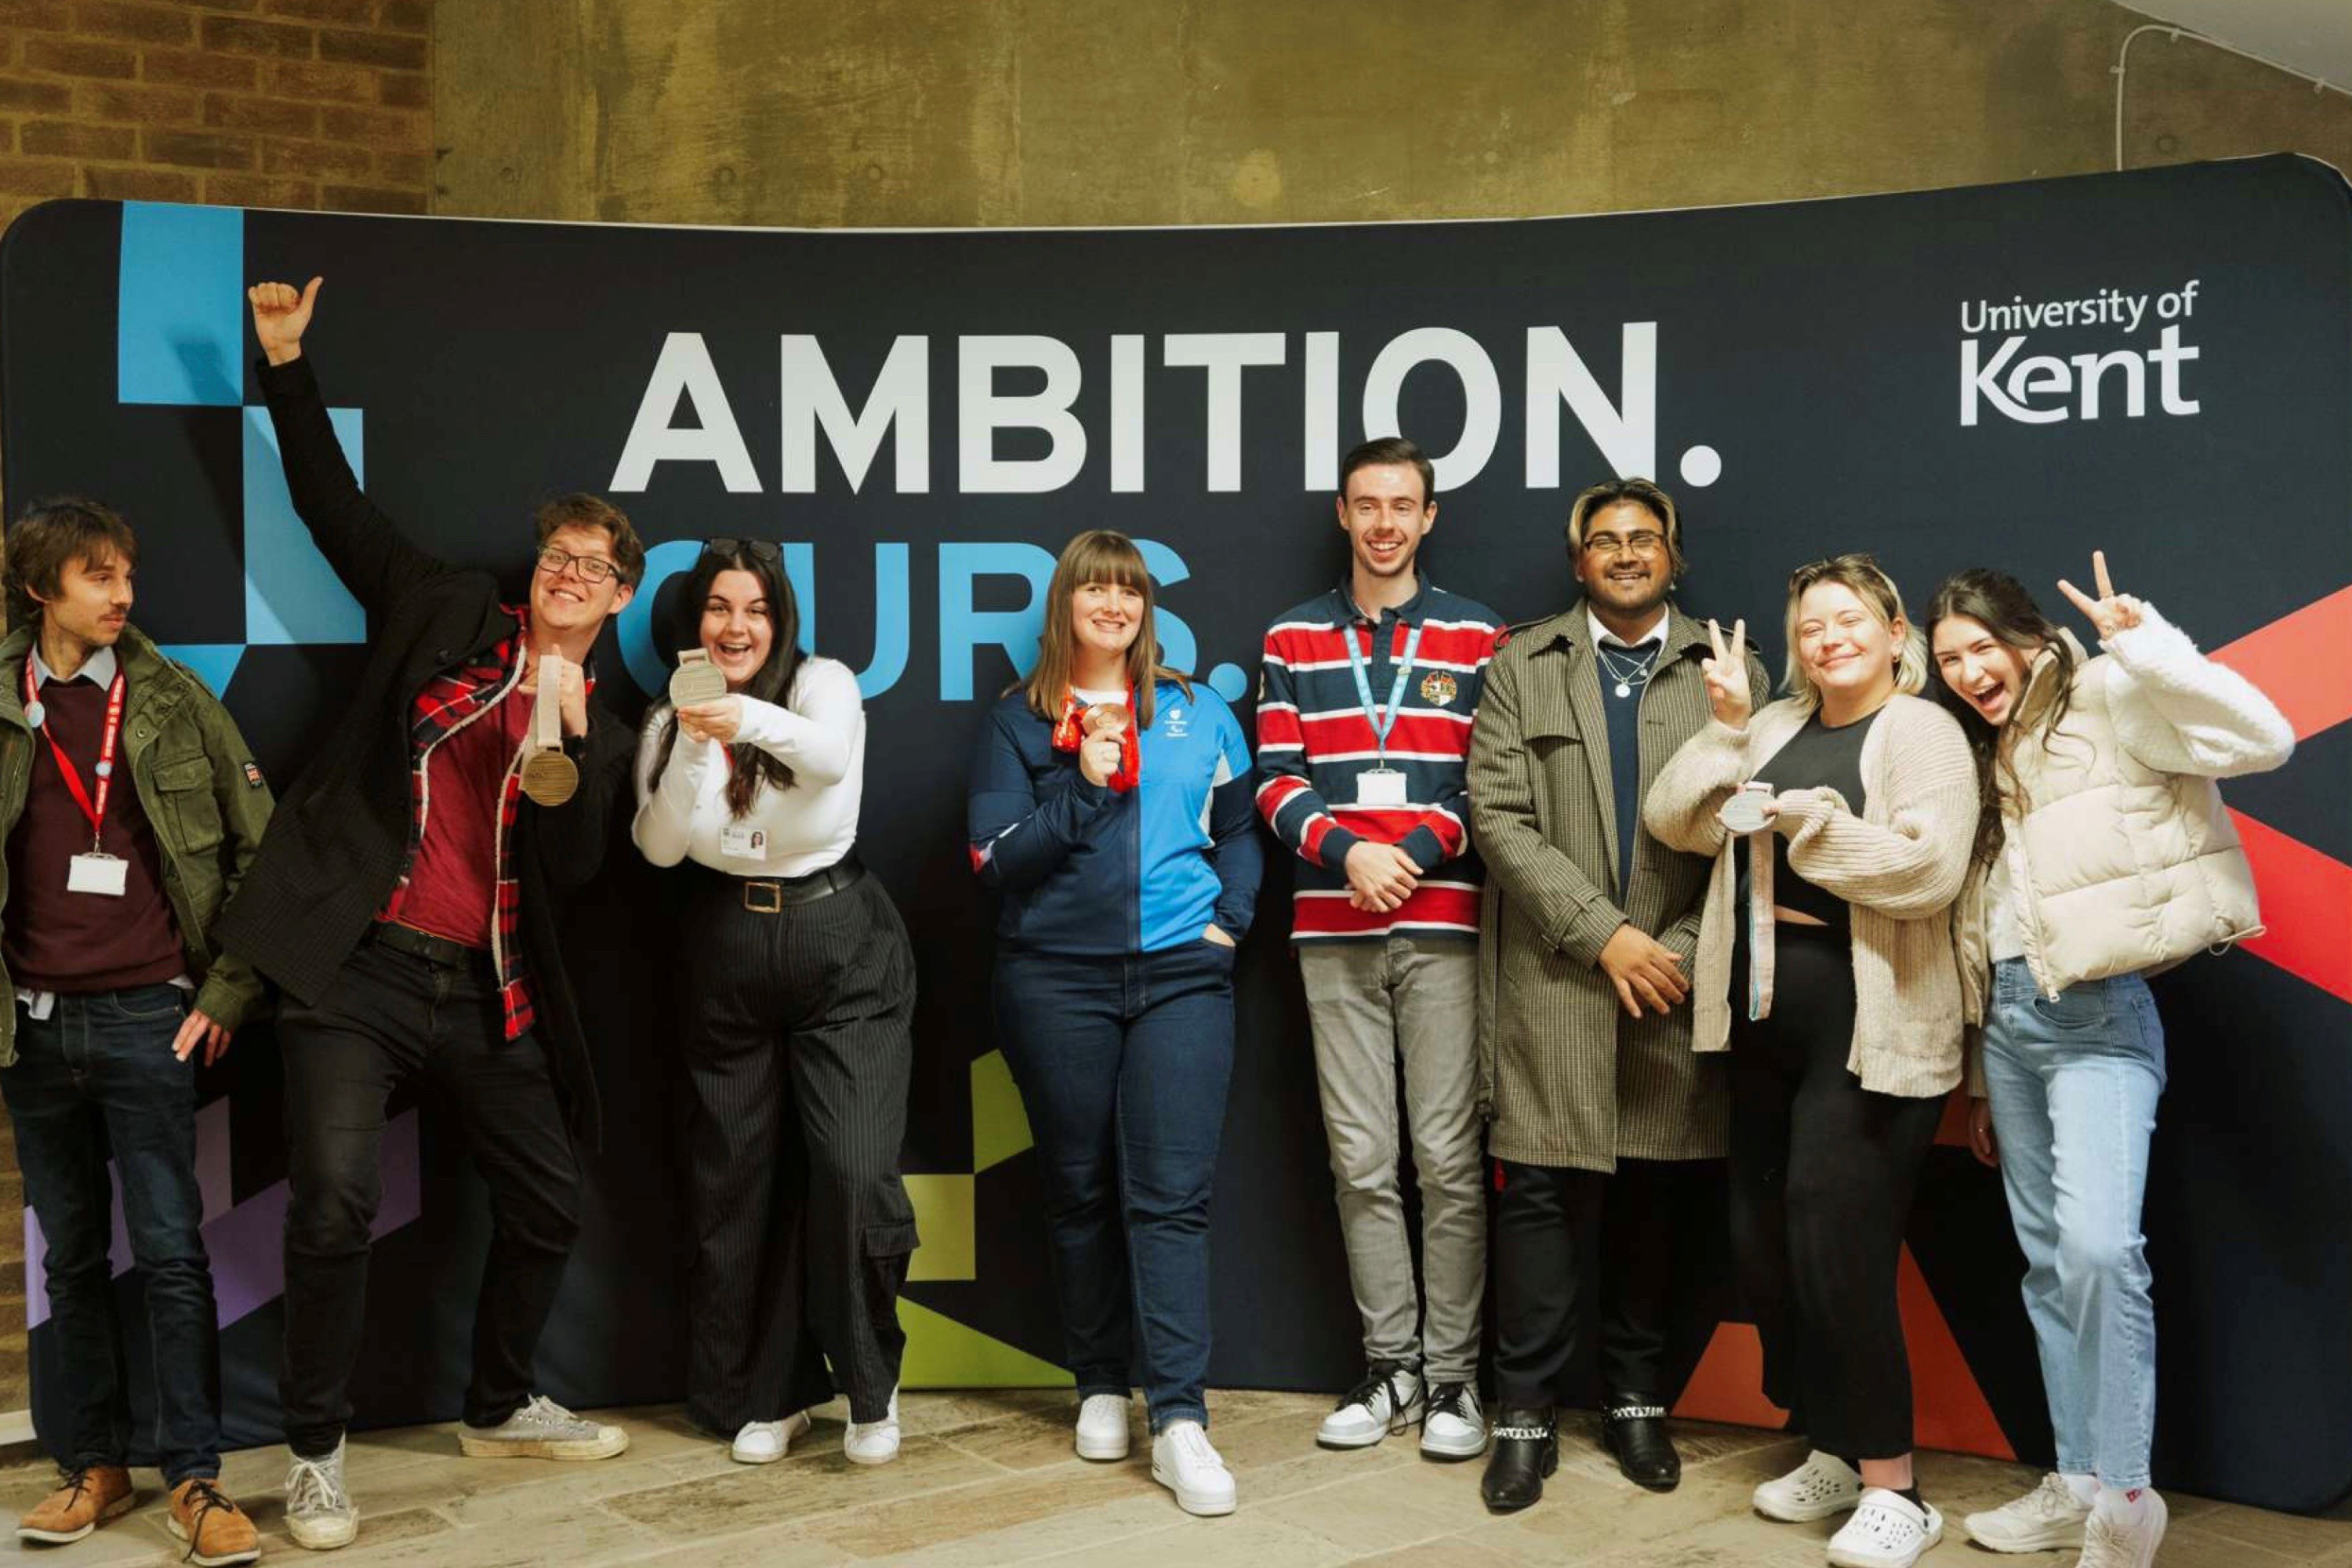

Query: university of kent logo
left=1420, top=670, right=1459, bottom=707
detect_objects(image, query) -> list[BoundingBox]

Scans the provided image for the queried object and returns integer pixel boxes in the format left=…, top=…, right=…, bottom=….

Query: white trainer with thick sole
left=1964, top=1472, right=2092, bottom=1552
left=1075, top=1392, right=1132, bottom=1461
left=729, top=1410, right=812, bottom=1465
left=1151, top=1421, right=1236, bottom=1517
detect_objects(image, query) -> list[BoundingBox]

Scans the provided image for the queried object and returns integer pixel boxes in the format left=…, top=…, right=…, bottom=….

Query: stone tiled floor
left=0, top=1390, right=2345, bottom=1565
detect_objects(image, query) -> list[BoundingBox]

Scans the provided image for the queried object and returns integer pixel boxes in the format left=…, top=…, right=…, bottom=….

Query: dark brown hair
left=534, top=493, right=647, bottom=587
left=1338, top=436, right=1436, bottom=507
left=651, top=542, right=804, bottom=819
left=1926, top=568, right=2080, bottom=865
left=5, top=498, right=137, bottom=629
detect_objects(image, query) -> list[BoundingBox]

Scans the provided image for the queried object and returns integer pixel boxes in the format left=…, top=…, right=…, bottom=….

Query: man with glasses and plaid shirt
left=219, top=278, right=646, bottom=1552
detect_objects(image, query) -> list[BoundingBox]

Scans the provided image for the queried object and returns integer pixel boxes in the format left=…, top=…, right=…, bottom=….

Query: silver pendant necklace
left=1595, top=640, right=1657, bottom=700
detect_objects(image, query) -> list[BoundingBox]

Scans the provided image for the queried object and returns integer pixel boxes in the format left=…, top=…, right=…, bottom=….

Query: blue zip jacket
left=968, top=681, right=1262, bottom=956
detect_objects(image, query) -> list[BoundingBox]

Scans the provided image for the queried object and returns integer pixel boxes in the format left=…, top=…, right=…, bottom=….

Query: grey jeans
left=1298, top=938, right=1485, bottom=1384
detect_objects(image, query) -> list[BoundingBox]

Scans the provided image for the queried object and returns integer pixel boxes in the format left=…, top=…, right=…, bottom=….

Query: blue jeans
left=993, top=941, right=1236, bottom=1432
left=1980, top=958, right=2165, bottom=1490
left=2, top=985, right=221, bottom=1484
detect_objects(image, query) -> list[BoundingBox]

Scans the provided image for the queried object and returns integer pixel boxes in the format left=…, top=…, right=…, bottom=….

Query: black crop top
left=1739, top=707, right=1879, bottom=931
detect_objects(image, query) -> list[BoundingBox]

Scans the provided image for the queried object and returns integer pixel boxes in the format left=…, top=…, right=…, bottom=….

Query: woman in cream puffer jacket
left=1926, top=554, right=2293, bottom=1567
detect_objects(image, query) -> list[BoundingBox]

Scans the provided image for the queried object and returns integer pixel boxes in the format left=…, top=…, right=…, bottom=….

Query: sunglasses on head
left=703, top=537, right=783, bottom=564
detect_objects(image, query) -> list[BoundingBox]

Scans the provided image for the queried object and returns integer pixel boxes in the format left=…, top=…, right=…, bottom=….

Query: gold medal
left=520, top=652, right=580, bottom=807
left=669, top=648, right=729, bottom=707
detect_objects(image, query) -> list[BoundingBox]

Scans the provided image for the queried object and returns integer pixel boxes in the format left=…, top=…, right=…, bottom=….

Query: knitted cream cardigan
left=1643, top=691, right=1979, bottom=1098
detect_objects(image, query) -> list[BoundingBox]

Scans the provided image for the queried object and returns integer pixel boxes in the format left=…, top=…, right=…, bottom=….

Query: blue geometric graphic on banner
left=243, top=405, right=365, bottom=646
left=117, top=203, right=244, bottom=408
left=157, top=644, right=249, bottom=697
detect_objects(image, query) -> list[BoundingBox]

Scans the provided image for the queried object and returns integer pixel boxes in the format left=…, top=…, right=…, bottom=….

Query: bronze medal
left=669, top=648, right=729, bottom=707
left=520, top=748, right=579, bottom=806
left=520, top=650, right=580, bottom=807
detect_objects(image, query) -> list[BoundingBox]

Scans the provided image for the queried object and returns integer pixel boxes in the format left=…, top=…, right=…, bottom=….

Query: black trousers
left=680, top=866, right=918, bottom=1432
left=1729, top=924, right=1944, bottom=1461
left=1491, top=1154, right=1715, bottom=1408
left=278, top=935, right=580, bottom=1457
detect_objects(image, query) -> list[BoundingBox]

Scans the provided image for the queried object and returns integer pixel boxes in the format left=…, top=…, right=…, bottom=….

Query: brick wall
left=0, top=0, right=434, bottom=234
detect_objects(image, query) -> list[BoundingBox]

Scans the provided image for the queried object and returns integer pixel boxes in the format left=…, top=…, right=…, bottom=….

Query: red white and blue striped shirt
left=1254, top=579, right=1501, bottom=942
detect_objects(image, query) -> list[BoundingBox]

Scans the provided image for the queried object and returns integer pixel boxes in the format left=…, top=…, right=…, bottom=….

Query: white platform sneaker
left=729, top=1410, right=811, bottom=1465
left=1151, top=1420, right=1236, bottom=1516
left=1075, top=1392, right=1132, bottom=1461
left=844, top=1389, right=901, bottom=1465
left=1964, top=1472, right=2091, bottom=1552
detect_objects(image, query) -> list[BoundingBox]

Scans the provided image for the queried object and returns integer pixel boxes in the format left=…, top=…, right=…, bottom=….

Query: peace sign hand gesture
left=2056, top=550, right=2146, bottom=641
left=1702, top=618, right=1752, bottom=729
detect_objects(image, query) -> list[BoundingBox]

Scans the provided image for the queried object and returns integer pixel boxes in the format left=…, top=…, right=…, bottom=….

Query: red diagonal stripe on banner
left=2230, top=810, right=2352, bottom=1006
left=2209, top=586, right=2352, bottom=742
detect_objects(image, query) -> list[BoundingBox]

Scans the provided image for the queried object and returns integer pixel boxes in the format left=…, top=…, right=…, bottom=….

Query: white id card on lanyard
left=1355, top=768, right=1409, bottom=808
left=1345, top=618, right=1424, bottom=812
left=67, top=852, right=129, bottom=896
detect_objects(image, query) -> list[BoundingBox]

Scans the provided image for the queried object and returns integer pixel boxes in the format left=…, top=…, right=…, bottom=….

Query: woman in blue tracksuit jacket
left=967, top=529, right=1261, bottom=1519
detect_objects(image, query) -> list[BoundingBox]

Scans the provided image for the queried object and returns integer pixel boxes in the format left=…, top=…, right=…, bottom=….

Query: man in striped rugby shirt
left=1254, top=437, right=1503, bottom=1465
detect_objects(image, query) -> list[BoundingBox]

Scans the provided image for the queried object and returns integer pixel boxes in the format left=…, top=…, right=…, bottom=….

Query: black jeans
left=679, top=868, right=918, bottom=1432
left=3, top=985, right=222, bottom=1484
left=1728, top=924, right=1943, bottom=1461
left=1490, top=1155, right=1715, bottom=1408
left=278, top=935, right=580, bottom=1457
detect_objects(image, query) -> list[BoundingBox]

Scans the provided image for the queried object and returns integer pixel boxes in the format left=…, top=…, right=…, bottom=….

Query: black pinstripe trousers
left=677, top=863, right=919, bottom=1432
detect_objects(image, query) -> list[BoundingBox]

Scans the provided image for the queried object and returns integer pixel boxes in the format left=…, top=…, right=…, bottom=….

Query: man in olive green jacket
left=0, top=499, right=270, bottom=1563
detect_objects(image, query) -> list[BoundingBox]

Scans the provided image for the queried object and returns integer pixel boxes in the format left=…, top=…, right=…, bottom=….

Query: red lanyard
left=23, top=659, right=125, bottom=849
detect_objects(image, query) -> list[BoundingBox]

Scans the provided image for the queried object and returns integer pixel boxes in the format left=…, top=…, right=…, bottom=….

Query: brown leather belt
left=737, top=855, right=864, bottom=914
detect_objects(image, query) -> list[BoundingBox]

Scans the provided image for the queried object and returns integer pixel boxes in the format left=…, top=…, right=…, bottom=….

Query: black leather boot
left=1600, top=1396, right=1681, bottom=1492
left=1480, top=1406, right=1558, bottom=1513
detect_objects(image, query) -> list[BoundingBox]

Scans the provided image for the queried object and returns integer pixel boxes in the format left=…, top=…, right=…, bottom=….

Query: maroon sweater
left=5, top=667, right=183, bottom=993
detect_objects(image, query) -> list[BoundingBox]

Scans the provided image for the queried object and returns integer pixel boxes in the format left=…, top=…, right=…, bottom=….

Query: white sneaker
left=2079, top=1490, right=2168, bottom=1568
left=1075, top=1392, right=1132, bottom=1461
left=1316, top=1362, right=1423, bottom=1450
left=1828, top=1488, right=1944, bottom=1568
left=283, top=1441, right=358, bottom=1552
left=458, top=1394, right=630, bottom=1461
left=1151, top=1420, right=1236, bottom=1516
left=1419, top=1381, right=1486, bottom=1461
left=1753, top=1450, right=1864, bottom=1522
left=844, top=1388, right=901, bottom=1465
left=1965, top=1472, right=2092, bottom=1552
left=729, top=1410, right=811, bottom=1465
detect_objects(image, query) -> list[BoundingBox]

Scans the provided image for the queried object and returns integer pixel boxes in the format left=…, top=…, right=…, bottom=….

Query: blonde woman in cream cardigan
left=1645, top=555, right=1976, bottom=1568
left=1926, top=555, right=2292, bottom=1568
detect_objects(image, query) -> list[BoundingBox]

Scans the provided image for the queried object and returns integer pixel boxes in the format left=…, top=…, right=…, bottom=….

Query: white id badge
left=719, top=823, right=768, bottom=862
left=1355, top=768, right=1409, bottom=808
left=67, top=852, right=128, bottom=897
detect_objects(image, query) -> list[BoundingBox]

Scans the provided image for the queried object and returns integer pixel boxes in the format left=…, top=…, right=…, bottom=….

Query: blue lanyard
left=1345, top=619, right=1424, bottom=758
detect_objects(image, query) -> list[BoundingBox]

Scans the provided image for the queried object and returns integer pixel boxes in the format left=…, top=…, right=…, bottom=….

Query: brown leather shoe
left=169, top=1479, right=261, bottom=1566
left=16, top=1465, right=134, bottom=1544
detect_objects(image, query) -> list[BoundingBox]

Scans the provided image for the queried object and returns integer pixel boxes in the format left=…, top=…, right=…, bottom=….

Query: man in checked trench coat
left=1466, top=477, right=1773, bottom=1513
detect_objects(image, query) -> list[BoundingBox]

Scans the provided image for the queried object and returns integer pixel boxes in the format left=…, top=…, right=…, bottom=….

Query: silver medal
left=669, top=648, right=729, bottom=707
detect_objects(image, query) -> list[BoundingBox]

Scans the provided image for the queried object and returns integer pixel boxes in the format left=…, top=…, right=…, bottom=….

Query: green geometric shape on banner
left=898, top=1296, right=1072, bottom=1388
left=971, top=1049, right=1033, bottom=1174
left=903, top=1174, right=974, bottom=1282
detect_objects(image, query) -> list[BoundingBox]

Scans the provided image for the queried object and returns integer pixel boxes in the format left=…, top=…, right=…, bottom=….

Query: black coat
left=215, top=354, right=635, bottom=1147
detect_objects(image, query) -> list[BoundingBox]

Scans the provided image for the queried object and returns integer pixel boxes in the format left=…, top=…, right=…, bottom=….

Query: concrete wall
left=433, top=0, right=2352, bottom=228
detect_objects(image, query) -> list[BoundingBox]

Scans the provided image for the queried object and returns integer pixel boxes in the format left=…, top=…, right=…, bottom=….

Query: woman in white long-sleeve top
left=1929, top=554, right=2293, bottom=1568
left=633, top=539, right=918, bottom=1470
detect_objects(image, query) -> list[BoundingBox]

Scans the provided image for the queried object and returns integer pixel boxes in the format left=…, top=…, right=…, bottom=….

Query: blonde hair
left=1781, top=553, right=1929, bottom=714
left=1566, top=477, right=1687, bottom=582
left=1021, top=529, right=1189, bottom=729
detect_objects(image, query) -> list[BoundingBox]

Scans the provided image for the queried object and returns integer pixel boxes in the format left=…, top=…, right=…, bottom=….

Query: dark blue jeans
left=993, top=941, right=1236, bottom=1432
left=2, top=985, right=221, bottom=1485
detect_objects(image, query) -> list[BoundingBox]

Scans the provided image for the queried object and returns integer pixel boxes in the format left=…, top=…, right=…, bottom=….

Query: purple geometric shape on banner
left=24, top=1106, right=422, bottom=1330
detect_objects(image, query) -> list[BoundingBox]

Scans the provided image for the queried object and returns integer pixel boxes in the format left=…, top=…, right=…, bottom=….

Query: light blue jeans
left=1980, top=958, right=2165, bottom=1490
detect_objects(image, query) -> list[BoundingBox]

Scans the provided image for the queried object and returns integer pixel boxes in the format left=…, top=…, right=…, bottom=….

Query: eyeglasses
left=535, top=545, right=617, bottom=584
left=704, top=537, right=783, bottom=564
left=1584, top=530, right=1666, bottom=559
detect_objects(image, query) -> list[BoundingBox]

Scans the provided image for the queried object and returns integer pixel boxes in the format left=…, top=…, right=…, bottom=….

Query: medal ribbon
left=23, top=659, right=125, bottom=851
left=1345, top=619, right=1425, bottom=763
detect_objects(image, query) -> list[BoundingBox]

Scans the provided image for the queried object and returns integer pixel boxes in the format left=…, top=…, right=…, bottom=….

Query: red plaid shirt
left=376, top=607, right=590, bottom=1041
